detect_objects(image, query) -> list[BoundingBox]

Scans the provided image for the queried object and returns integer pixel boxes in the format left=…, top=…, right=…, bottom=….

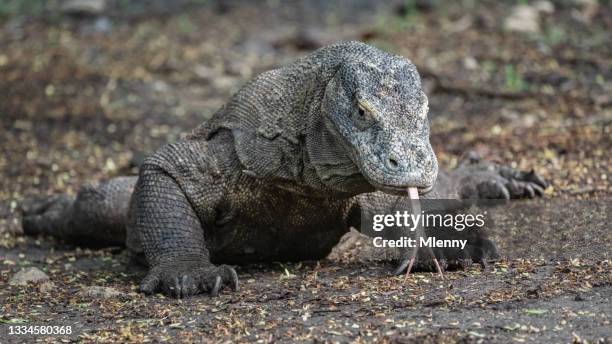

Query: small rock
left=78, top=286, right=125, bottom=299
left=9, top=267, right=50, bottom=286
left=504, top=5, right=540, bottom=34
left=92, top=16, right=112, bottom=33
left=152, top=80, right=169, bottom=93
left=212, top=76, right=238, bottom=91
left=193, top=64, right=220, bottom=81
left=39, top=281, right=55, bottom=293
left=534, top=1, right=555, bottom=14
left=61, top=0, right=106, bottom=16
left=463, top=56, right=479, bottom=70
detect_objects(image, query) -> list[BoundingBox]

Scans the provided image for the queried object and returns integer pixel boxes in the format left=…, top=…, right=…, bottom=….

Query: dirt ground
left=0, top=0, right=610, bottom=342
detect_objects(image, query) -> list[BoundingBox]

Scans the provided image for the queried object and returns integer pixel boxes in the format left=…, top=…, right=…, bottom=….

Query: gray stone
left=78, top=286, right=125, bottom=299
left=9, top=267, right=50, bottom=286
left=504, top=5, right=540, bottom=34
left=38, top=281, right=55, bottom=293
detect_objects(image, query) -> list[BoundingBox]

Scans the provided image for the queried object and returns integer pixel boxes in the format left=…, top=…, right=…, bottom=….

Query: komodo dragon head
left=200, top=42, right=438, bottom=196
left=318, top=46, right=438, bottom=195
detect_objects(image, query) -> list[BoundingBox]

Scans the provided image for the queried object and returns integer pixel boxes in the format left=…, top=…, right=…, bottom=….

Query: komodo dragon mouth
left=365, top=179, right=435, bottom=196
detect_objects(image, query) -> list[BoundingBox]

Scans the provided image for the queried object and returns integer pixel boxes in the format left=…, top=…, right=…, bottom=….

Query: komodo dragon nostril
left=387, top=156, right=400, bottom=170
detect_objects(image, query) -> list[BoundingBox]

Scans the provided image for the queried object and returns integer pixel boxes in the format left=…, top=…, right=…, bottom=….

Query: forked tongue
left=404, top=187, right=444, bottom=281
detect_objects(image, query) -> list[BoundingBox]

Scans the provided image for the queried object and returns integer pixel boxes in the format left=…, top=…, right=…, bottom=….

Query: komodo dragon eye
left=354, top=102, right=376, bottom=130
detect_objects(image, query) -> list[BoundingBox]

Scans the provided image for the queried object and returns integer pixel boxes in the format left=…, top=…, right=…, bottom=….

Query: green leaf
left=525, top=308, right=548, bottom=315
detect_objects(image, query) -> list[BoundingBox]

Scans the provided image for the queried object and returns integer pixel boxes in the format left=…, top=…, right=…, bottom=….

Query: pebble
left=504, top=5, right=540, bottom=34
left=9, top=267, right=50, bottom=286
left=78, top=286, right=126, bottom=299
left=39, top=281, right=55, bottom=293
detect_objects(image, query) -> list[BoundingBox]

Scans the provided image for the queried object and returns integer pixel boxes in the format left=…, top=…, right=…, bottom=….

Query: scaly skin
left=22, top=42, right=547, bottom=298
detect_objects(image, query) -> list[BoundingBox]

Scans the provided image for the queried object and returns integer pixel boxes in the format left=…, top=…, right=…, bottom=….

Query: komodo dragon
left=21, top=41, right=547, bottom=298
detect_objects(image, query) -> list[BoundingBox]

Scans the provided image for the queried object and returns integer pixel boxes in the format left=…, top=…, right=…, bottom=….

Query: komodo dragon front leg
left=447, top=152, right=548, bottom=200
left=131, top=140, right=238, bottom=298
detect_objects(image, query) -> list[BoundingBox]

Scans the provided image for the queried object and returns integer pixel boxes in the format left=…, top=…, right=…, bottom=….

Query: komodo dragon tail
left=21, top=176, right=137, bottom=246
